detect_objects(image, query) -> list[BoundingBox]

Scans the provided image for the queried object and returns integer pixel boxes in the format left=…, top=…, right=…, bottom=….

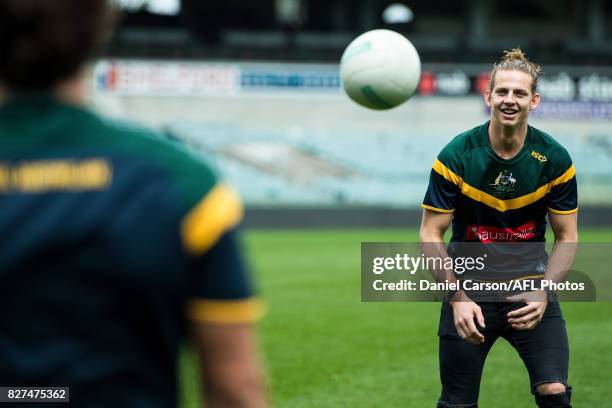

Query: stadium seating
left=169, top=121, right=612, bottom=207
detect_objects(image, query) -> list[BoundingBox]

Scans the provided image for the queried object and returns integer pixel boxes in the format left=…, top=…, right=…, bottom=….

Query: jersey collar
left=482, top=121, right=533, bottom=165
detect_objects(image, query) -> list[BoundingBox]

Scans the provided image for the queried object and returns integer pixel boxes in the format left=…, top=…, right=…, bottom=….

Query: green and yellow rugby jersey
left=0, top=95, right=262, bottom=407
left=422, top=122, right=577, bottom=279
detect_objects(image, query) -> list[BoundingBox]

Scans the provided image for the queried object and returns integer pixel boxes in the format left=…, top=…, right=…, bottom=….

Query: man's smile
left=500, top=107, right=519, bottom=119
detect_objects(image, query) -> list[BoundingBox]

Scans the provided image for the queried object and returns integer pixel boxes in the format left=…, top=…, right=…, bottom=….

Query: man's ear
left=530, top=92, right=541, bottom=110
left=484, top=89, right=492, bottom=108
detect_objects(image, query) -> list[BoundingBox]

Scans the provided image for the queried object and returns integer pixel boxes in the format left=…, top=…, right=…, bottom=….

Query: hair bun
left=502, top=48, right=528, bottom=62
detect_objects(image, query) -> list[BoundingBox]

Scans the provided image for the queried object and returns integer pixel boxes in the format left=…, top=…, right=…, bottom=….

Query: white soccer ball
left=340, top=29, right=421, bottom=110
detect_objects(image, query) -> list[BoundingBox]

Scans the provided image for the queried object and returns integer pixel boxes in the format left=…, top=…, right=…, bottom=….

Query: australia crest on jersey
left=489, top=169, right=517, bottom=196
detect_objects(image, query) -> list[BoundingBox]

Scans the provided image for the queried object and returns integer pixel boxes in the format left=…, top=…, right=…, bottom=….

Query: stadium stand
left=168, top=121, right=612, bottom=208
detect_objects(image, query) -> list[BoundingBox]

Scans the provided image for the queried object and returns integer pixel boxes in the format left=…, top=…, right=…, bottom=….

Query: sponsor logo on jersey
left=467, top=220, right=537, bottom=243
left=0, top=159, right=112, bottom=193
left=489, top=169, right=517, bottom=194
left=531, top=150, right=547, bottom=163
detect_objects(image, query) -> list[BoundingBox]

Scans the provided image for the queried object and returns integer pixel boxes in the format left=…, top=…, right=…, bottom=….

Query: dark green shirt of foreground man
left=0, top=1, right=267, bottom=407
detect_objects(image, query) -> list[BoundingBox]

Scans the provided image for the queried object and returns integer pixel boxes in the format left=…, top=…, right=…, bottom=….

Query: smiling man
left=420, top=49, right=577, bottom=407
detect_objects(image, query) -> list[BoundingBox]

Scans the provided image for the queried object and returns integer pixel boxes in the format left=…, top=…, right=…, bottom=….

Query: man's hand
left=506, top=290, right=548, bottom=330
left=450, top=292, right=486, bottom=345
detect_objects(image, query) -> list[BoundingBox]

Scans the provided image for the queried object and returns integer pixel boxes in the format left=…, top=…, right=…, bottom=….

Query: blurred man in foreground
left=0, top=1, right=267, bottom=406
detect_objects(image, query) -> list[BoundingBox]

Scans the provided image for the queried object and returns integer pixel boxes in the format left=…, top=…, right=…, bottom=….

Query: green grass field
left=182, top=228, right=612, bottom=407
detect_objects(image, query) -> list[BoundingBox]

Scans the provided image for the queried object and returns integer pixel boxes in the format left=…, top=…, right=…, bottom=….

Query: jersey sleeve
left=101, top=123, right=264, bottom=324
left=422, top=145, right=463, bottom=213
left=180, top=181, right=264, bottom=324
left=186, top=228, right=264, bottom=324
left=546, top=149, right=578, bottom=215
left=159, top=139, right=264, bottom=324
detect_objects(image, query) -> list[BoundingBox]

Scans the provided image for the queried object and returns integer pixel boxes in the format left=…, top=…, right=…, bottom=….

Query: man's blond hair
left=489, top=48, right=542, bottom=93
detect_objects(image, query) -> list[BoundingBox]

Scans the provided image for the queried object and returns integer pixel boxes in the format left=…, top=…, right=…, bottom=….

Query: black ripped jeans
left=436, top=301, right=570, bottom=408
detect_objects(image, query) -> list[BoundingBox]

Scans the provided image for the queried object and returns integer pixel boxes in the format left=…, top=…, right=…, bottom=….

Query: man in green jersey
left=0, top=1, right=266, bottom=406
left=420, top=49, right=577, bottom=407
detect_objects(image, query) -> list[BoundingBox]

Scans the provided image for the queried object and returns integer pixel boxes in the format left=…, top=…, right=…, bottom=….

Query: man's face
left=484, top=70, right=540, bottom=128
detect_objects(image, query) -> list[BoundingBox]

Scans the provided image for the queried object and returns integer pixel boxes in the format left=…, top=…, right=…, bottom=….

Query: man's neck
left=2, top=74, right=87, bottom=106
left=488, top=120, right=528, bottom=160
left=53, top=76, right=88, bottom=106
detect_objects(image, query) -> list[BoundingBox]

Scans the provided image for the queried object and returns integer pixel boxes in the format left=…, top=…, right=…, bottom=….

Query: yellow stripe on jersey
left=188, top=298, right=265, bottom=324
left=181, top=183, right=243, bottom=255
left=547, top=207, right=578, bottom=215
left=421, top=204, right=455, bottom=213
left=551, top=165, right=576, bottom=186
left=432, top=159, right=463, bottom=187
left=460, top=182, right=550, bottom=212
left=432, top=160, right=576, bottom=213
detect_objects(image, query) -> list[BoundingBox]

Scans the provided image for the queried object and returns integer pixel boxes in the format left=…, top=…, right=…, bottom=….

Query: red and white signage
left=94, top=60, right=240, bottom=96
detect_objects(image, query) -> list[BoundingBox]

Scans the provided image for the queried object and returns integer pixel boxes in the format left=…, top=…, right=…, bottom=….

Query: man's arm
left=419, top=208, right=451, bottom=242
left=546, top=212, right=578, bottom=282
left=191, top=322, right=267, bottom=408
left=420, top=209, right=485, bottom=344
left=507, top=212, right=578, bottom=330
left=419, top=209, right=459, bottom=285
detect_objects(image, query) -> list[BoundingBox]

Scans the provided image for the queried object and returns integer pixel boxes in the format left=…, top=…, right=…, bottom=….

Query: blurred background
left=92, top=3, right=612, bottom=406
left=92, top=0, right=612, bottom=228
